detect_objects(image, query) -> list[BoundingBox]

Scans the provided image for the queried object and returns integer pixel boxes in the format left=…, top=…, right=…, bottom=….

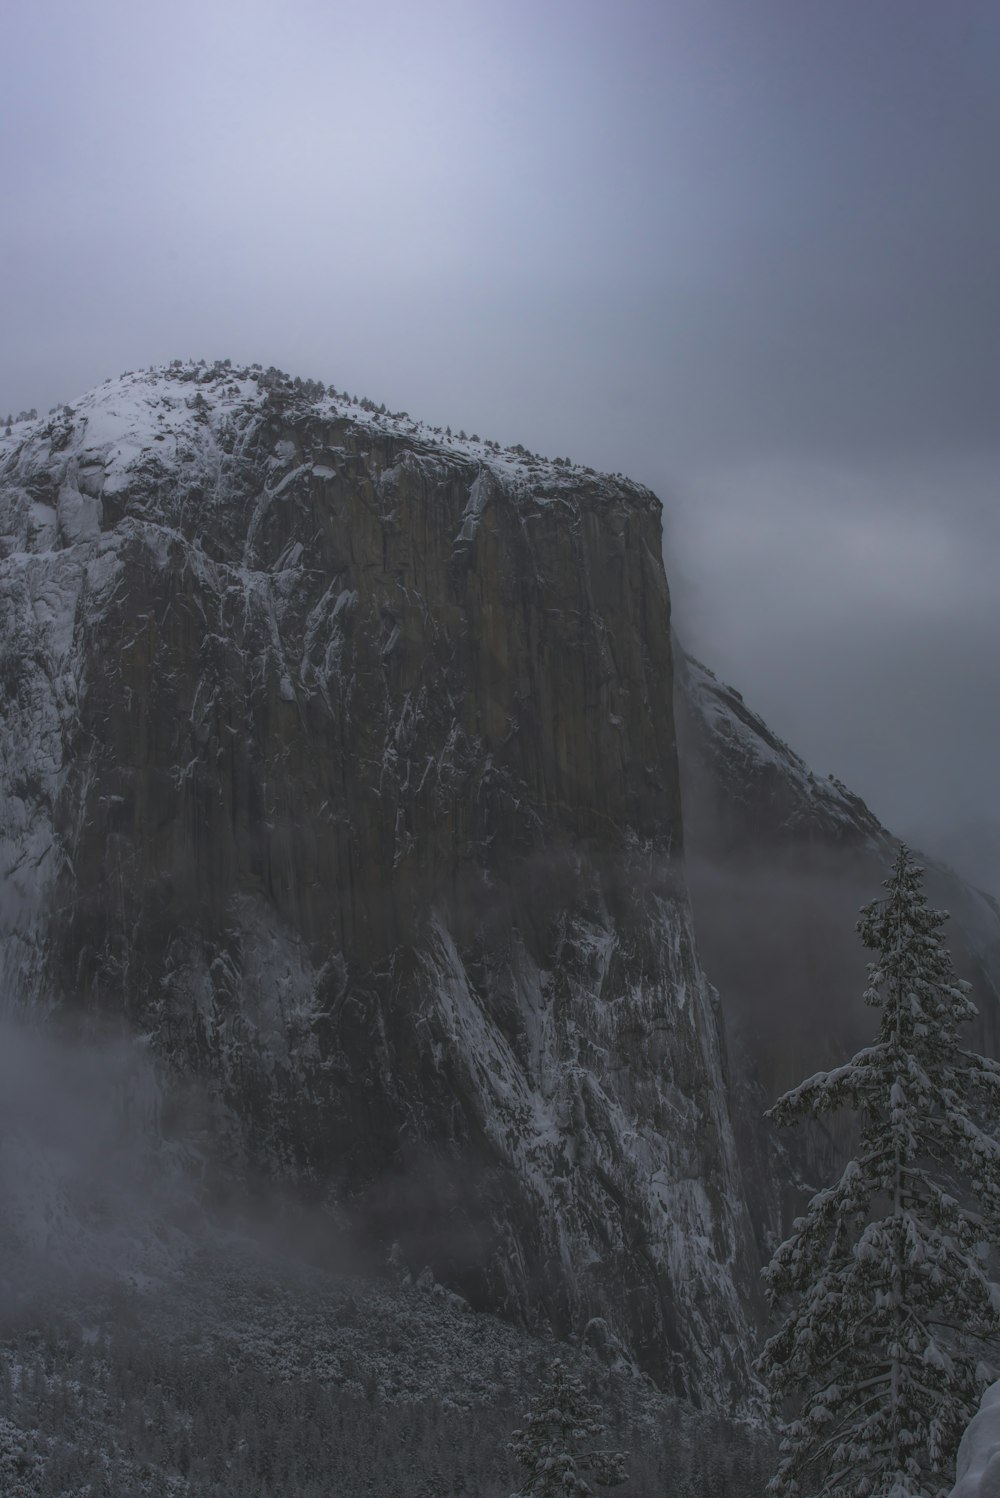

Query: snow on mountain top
left=0, top=359, right=654, bottom=510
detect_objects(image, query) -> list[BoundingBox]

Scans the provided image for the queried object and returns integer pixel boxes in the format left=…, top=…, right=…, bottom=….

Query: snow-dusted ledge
left=950, top=1384, right=1000, bottom=1498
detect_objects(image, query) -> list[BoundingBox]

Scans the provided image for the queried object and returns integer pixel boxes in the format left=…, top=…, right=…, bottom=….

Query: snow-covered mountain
left=0, top=362, right=757, bottom=1408
left=2, top=360, right=998, bottom=1415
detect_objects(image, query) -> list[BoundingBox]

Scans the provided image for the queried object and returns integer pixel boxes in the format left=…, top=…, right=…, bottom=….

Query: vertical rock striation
left=0, top=365, right=758, bottom=1405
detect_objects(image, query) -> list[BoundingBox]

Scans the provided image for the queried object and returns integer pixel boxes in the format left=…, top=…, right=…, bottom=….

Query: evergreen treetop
left=757, top=846, right=1000, bottom=1498
left=509, top=1359, right=627, bottom=1498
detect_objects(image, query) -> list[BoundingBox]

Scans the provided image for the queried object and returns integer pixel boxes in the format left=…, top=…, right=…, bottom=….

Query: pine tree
left=509, top=1359, right=627, bottom=1498
left=757, top=846, right=1000, bottom=1498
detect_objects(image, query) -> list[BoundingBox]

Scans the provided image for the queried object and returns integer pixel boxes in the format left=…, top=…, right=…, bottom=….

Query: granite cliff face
left=7, top=362, right=998, bottom=1412
left=0, top=365, right=756, bottom=1405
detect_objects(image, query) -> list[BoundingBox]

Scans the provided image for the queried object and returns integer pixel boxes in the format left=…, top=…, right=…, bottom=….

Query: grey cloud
left=664, top=455, right=1000, bottom=895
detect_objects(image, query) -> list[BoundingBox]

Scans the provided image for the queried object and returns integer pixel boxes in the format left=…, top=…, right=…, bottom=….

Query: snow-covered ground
left=951, top=1383, right=1000, bottom=1498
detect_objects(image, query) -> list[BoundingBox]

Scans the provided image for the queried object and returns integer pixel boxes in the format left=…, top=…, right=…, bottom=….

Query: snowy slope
left=676, top=652, right=889, bottom=854
left=675, top=647, right=1000, bottom=1029
left=675, top=645, right=1000, bottom=1265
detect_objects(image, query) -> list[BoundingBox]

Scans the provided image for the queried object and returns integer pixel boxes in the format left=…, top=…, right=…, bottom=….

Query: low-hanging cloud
left=0, top=1020, right=203, bottom=1315
left=665, top=452, right=1000, bottom=900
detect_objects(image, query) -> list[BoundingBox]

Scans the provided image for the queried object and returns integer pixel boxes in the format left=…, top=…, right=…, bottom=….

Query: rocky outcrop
left=0, top=365, right=758, bottom=1406
left=675, top=650, right=1000, bottom=1077
left=675, top=650, right=1000, bottom=1259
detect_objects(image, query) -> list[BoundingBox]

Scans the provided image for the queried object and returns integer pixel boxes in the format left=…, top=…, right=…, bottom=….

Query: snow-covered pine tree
left=757, top=845, right=1000, bottom=1498
left=509, top=1359, right=627, bottom=1498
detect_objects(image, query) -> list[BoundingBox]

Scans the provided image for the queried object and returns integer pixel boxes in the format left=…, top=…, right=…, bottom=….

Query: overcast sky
left=3, top=0, right=998, bottom=892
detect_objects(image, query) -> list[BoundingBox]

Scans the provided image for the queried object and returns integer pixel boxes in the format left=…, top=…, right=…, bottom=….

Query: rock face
left=7, top=362, right=998, bottom=1412
left=0, top=365, right=757, bottom=1405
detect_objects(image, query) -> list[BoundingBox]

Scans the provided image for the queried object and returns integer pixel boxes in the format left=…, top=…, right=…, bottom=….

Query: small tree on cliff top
left=757, top=846, right=1000, bottom=1498
left=509, top=1360, right=627, bottom=1498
